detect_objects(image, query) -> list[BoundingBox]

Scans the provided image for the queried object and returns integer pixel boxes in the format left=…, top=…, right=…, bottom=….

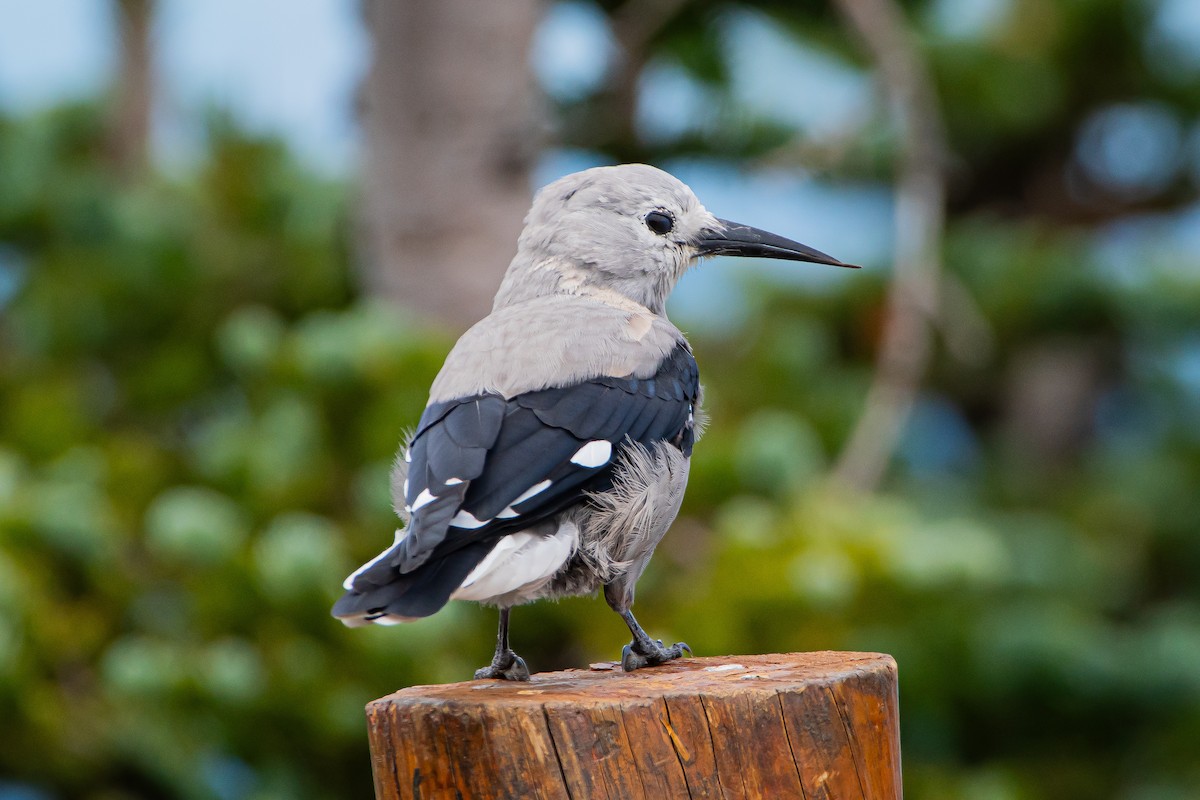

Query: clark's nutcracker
left=333, top=164, right=856, bottom=680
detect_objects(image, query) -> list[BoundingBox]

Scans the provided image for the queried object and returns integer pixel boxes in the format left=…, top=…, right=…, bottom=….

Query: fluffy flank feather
left=580, top=441, right=688, bottom=582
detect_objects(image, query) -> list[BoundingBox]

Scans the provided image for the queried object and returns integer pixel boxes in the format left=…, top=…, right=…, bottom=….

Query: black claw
left=621, top=643, right=643, bottom=671
left=474, top=650, right=530, bottom=681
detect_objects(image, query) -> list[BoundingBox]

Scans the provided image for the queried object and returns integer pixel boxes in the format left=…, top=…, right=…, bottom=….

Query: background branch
left=830, top=0, right=949, bottom=491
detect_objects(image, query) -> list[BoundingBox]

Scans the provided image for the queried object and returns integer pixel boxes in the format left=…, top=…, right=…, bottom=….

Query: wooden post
left=366, top=651, right=901, bottom=799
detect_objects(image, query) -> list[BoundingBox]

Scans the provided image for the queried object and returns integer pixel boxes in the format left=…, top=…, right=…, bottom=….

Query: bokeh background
left=1, top=0, right=1199, bottom=797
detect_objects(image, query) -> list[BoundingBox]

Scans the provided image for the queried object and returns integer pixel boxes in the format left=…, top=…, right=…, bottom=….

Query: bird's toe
left=621, top=643, right=648, bottom=671
left=621, top=639, right=692, bottom=671
left=474, top=650, right=531, bottom=681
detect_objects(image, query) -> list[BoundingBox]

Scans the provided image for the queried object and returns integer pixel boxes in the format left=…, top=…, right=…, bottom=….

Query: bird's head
left=494, top=164, right=857, bottom=314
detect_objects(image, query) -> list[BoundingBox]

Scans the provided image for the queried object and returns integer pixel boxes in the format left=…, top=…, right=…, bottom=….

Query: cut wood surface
left=366, top=651, right=901, bottom=799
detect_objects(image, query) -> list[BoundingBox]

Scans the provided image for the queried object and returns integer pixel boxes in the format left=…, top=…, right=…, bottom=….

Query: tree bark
left=358, top=0, right=544, bottom=331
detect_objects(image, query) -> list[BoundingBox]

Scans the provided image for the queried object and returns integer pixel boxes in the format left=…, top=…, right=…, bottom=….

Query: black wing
left=333, top=343, right=699, bottom=619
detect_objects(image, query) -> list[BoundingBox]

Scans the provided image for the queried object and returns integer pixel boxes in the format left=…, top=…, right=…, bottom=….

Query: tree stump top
left=372, top=650, right=893, bottom=708
left=367, top=651, right=901, bottom=799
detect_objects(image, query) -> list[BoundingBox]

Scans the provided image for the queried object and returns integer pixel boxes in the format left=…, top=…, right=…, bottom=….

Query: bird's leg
left=604, top=584, right=691, bottom=671
left=473, top=607, right=530, bottom=681
left=615, top=607, right=692, bottom=672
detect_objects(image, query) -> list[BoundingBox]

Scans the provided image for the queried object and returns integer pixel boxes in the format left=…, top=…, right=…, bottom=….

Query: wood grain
left=366, top=652, right=901, bottom=799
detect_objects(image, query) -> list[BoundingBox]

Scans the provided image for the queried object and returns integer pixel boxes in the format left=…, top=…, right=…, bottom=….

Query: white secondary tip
left=512, top=479, right=552, bottom=505
left=450, top=510, right=489, bottom=529
left=570, top=440, right=612, bottom=468
left=411, top=488, right=436, bottom=511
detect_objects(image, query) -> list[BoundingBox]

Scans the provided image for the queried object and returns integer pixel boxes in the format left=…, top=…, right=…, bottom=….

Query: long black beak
left=695, top=218, right=859, bottom=268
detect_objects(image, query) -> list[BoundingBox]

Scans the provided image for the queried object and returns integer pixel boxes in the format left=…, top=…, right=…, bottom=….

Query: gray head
left=493, top=164, right=856, bottom=315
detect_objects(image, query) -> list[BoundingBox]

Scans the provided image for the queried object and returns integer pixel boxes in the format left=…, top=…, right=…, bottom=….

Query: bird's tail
left=332, top=533, right=493, bottom=626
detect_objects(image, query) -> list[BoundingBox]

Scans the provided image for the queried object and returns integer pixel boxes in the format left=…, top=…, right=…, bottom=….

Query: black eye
left=645, top=210, right=675, bottom=235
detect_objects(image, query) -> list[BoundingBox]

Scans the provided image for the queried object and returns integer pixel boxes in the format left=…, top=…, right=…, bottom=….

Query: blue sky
left=0, top=0, right=367, bottom=171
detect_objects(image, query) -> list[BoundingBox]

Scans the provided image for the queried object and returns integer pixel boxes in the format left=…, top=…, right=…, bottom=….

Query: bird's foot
left=473, top=649, right=531, bottom=681
left=621, top=639, right=691, bottom=672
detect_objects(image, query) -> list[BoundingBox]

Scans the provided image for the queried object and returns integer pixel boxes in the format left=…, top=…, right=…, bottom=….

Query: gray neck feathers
left=492, top=252, right=677, bottom=316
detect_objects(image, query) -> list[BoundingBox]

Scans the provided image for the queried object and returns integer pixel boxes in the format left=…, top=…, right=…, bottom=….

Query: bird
left=332, top=163, right=857, bottom=680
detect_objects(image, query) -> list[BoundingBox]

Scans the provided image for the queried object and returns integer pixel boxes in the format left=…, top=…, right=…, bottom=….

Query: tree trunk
left=358, top=0, right=544, bottom=331
left=108, top=0, right=154, bottom=181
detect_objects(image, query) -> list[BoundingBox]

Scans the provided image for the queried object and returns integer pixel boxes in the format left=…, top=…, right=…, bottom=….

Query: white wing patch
left=570, top=440, right=612, bottom=468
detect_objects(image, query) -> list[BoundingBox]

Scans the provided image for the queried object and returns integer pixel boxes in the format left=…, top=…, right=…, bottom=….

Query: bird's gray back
left=428, top=294, right=687, bottom=402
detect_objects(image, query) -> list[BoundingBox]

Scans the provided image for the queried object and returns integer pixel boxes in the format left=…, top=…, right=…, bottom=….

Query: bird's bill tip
left=696, top=218, right=860, bottom=269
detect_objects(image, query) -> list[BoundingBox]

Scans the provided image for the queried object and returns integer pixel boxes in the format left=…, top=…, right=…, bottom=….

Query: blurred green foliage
left=2, top=0, right=1200, bottom=796
left=2, top=101, right=1198, bottom=800
left=0, top=106, right=468, bottom=799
